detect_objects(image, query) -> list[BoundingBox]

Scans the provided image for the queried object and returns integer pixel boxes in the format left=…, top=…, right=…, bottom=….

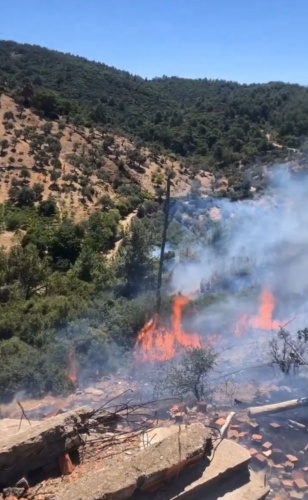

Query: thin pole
left=156, top=173, right=172, bottom=314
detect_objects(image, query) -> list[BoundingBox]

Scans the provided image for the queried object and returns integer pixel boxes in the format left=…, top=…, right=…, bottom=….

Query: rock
left=2, top=487, right=25, bottom=499
left=268, top=477, right=280, bottom=488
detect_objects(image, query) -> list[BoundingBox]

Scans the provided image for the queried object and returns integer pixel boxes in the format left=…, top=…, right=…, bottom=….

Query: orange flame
left=234, top=289, right=283, bottom=336
left=135, top=295, right=202, bottom=362
left=67, top=351, right=78, bottom=384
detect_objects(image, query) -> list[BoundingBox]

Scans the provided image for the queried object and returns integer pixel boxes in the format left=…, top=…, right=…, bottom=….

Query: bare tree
left=269, top=328, right=307, bottom=375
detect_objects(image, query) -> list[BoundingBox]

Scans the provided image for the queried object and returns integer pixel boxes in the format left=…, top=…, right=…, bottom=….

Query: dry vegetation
left=0, top=94, right=213, bottom=226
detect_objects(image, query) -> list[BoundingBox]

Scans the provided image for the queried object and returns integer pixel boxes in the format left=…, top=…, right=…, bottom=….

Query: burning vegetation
left=134, top=294, right=202, bottom=362
left=234, top=289, right=284, bottom=336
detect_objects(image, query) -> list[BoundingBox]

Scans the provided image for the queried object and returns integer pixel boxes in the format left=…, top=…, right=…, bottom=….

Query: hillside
left=0, top=93, right=199, bottom=223
left=1, top=39, right=308, bottom=403
left=1, top=40, right=308, bottom=186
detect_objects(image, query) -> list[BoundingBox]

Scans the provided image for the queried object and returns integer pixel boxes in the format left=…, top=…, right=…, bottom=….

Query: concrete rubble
left=0, top=406, right=92, bottom=487
left=58, top=423, right=269, bottom=500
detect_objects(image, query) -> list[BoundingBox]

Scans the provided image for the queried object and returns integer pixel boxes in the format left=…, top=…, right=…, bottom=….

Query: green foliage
left=161, top=346, right=218, bottom=401
left=1, top=40, right=307, bottom=183
left=48, top=219, right=84, bottom=269
left=6, top=244, right=50, bottom=299
left=38, top=197, right=57, bottom=216
left=86, top=210, right=120, bottom=253
left=117, top=219, right=155, bottom=297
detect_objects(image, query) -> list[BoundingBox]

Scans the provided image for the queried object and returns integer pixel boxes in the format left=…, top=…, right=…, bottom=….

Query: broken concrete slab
left=59, top=423, right=211, bottom=500
left=140, top=425, right=186, bottom=448
left=168, top=439, right=251, bottom=499
left=0, top=418, right=40, bottom=436
left=214, top=469, right=269, bottom=500
left=0, top=406, right=92, bottom=487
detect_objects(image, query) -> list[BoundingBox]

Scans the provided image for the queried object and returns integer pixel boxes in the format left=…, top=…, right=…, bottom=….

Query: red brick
left=170, top=403, right=187, bottom=414
left=253, top=453, right=267, bottom=467
left=262, top=441, right=272, bottom=450
left=269, top=422, right=281, bottom=432
left=286, top=454, right=299, bottom=464
left=249, top=421, right=260, bottom=431
left=228, top=429, right=239, bottom=439
left=215, top=417, right=226, bottom=426
left=238, top=431, right=248, bottom=438
left=294, top=477, right=308, bottom=491
left=281, top=479, right=294, bottom=489
left=272, top=463, right=284, bottom=471
left=248, top=448, right=258, bottom=456
left=263, top=450, right=272, bottom=458
left=292, top=470, right=305, bottom=480
left=251, top=433, right=263, bottom=442
left=284, top=460, right=294, bottom=472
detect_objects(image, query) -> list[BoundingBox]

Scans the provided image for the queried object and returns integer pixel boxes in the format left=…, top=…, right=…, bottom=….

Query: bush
left=6, top=213, right=23, bottom=230
left=161, top=346, right=218, bottom=401
left=38, top=197, right=57, bottom=217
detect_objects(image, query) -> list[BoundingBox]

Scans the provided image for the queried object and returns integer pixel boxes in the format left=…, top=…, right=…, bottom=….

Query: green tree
left=16, top=187, right=36, bottom=207
left=119, top=219, right=154, bottom=297
left=41, top=122, right=53, bottom=135
left=0, top=139, right=9, bottom=155
left=86, top=210, right=120, bottom=253
left=3, top=111, right=14, bottom=121
left=49, top=220, right=84, bottom=268
left=20, top=167, right=31, bottom=180
left=38, top=197, right=57, bottom=217
left=50, top=169, right=61, bottom=183
left=32, top=182, right=44, bottom=201
left=7, top=244, right=50, bottom=299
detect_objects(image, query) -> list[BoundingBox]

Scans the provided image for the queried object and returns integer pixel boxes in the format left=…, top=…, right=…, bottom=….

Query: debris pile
left=0, top=397, right=271, bottom=500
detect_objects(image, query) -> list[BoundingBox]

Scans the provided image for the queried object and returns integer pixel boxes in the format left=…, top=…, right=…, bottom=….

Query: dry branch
left=0, top=393, right=162, bottom=488
left=288, top=419, right=307, bottom=431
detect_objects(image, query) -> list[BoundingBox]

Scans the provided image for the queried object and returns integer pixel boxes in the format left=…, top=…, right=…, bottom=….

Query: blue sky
left=1, top=0, right=307, bottom=84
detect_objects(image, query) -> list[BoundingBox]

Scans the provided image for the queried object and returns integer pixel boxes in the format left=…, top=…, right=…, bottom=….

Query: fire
left=234, top=289, right=282, bottom=336
left=67, top=351, right=78, bottom=384
left=135, top=294, right=202, bottom=362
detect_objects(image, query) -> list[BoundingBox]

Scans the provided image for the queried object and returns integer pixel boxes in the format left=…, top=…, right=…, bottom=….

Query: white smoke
left=171, top=164, right=308, bottom=331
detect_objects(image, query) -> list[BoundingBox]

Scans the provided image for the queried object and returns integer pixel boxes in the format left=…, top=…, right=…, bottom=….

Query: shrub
left=161, top=346, right=218, bottom=401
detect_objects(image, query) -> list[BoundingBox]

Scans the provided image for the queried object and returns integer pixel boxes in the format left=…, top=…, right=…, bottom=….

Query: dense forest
left=0, top=40, right=308, bottom=403
left=1, top=40, right=308, bottom=171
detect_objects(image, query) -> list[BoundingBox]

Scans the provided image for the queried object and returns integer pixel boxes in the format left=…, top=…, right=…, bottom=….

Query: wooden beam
left=248, top=397, right=308, bottom=417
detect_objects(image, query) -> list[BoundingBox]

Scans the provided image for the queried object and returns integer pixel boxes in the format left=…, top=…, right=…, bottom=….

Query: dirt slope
left=0, top=94, right=211, bottom=222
